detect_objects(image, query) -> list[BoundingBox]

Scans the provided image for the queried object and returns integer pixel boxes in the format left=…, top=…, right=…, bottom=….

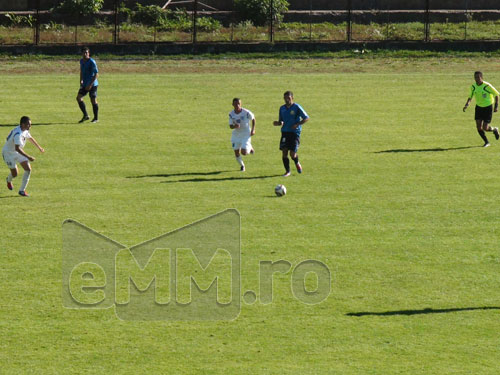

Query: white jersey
left=3, top=126, right=31, bottom=154
left=229, top=108, right=255, bottom=137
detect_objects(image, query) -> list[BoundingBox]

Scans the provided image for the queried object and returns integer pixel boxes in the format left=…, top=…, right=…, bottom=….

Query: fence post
left=347, top=0, right=352, bottom=42
left=230, top=0, right=235, bottom=42
left=424, top=0, right=430, bottom=42
left=385, top=3, right=389, bottom=40
left=34, top=0, right=40, bottom=45
left=464, top=0, right=468, bottom=40
left=192, top=0, right=198, bottom=44
left=309, top=0, right=312, bottom=41
left=269, top=0, right=274, bottom=42
left=113, top=0, right=118, bottom=44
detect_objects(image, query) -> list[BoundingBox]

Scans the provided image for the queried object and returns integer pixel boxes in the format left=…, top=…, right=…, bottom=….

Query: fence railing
left=0, top=0, right=499, bottom=45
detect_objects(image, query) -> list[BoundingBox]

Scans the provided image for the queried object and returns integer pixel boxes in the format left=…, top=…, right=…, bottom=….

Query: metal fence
left=0, top=0, right=499, bottom=45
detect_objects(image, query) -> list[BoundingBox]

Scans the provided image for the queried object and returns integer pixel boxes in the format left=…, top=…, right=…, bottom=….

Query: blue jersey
left=80, top=57, right=98, bottom=88
left=279, top=103, right=309, bottom=135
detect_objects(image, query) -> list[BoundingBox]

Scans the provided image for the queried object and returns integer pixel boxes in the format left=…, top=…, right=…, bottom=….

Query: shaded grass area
left=0, top=53, right=499, bottom=75
left=1, top=49, right=500, bottom=64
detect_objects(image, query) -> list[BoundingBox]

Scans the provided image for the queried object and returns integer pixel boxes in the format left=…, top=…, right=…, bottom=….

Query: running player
left=229, top=98, right=255, bottom=171
left=273, top=91, right=310, bottom=176
left=2, top=116, right=45, bottom=197
left=463, top=71, right=499, bottom=147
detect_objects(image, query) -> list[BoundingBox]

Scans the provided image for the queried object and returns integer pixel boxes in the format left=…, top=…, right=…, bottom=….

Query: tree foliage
left=234, top=0, right=289, bottom=26
left=132, top=4, right=168, bottom=26
left=53, top=0, right=104, bottom=17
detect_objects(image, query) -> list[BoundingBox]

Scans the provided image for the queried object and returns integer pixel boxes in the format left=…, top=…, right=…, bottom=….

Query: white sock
left=6, top=172, right=13, bottom=182
left=236, top=155, right=244, bottom=168
left=19, top=170, right=31, bottom=192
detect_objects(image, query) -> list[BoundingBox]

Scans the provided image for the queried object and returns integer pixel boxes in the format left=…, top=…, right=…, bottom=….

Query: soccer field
left=1, top=57, right=500, bottom=374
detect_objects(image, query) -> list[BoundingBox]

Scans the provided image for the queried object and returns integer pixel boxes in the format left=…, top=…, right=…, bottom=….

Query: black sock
left=78, top=101, right=88, bottom=116
left=478, top=130, right=489, bottom=144
left=92, top=103, right=99, bottom=120
left=292, top=156, right=299, bottom=164
left=282, top=157, right=290, bottom=172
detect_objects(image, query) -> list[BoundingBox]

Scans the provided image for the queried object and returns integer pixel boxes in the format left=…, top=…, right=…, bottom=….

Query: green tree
left=234, top=0, right=289, bottom=26
left=132, top=4, right=169, bottom=27
left=53, top=0, right=104, bottom=17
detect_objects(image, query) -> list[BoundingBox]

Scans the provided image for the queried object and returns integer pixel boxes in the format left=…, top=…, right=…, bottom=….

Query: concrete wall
left=0, top=0, right=56, bottom=11
left=0, top=0, right=28, bottom=10
left=289, top=1, right=499, bottom=10
left=1, top=0, right=498, bottom=11
left=149, top=0, right=500, bottom=11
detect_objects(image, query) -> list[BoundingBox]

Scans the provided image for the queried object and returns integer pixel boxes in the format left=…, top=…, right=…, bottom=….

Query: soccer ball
left=275, top=184, right=286, bottom=197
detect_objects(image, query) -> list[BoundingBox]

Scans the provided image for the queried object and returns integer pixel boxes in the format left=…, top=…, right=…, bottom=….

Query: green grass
left=1, top=58, right=500, bottom=374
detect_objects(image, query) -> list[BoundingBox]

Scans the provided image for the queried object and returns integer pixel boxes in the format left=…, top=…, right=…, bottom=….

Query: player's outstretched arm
left=273, top=121, right=283, bottom=126
left=28, top=137, right=45, bottom=153
left=495, top=96, right=499, bottom=112
left=251, top=119, right=256, bottom=136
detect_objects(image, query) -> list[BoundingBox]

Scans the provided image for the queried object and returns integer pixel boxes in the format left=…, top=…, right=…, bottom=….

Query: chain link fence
left=0, top=0, right=499, bottom=45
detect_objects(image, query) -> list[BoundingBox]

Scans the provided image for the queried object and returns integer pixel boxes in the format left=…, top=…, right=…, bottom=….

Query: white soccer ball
left=275, top=184, right=286, bottom=197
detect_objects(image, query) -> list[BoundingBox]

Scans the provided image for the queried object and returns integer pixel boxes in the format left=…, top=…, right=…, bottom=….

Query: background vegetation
left=1, top=19, right=499, bottom=44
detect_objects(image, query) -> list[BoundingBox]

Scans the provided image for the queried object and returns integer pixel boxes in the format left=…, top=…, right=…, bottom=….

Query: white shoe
left=483, top=143, right=491, bottom=148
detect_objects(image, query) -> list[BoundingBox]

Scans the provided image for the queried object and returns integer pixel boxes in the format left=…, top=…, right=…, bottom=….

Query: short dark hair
left=284, top=91, right=293, bottom=97
left=474, top=71, right=483, bottom=77
left=20, top=116, right=30, bottom=126
left=232, top=98, right=241, bottom=103
left=81, top=46, right=90, bottom=53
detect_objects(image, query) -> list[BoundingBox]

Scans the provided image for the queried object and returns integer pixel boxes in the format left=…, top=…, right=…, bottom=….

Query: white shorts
left=231, top=136, right=252, bottom=151
left=2, top=150, right=28, bottom=169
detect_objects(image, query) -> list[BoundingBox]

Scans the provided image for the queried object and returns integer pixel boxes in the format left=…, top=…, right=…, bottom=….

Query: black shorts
left=78, top=85, right=98, bottom=98
left=279, top=132, right=300, bottom=152
left=475, top=105, right=493, bottom=123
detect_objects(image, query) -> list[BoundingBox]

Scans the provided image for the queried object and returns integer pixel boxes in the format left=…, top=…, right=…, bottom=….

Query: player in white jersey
left=2, top=116, right=45, bottom=197
left=228, top=98, right=255, bottom=171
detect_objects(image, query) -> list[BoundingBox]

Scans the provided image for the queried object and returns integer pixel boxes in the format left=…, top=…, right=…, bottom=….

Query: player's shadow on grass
left=160, top=174, right=282, bottom=184
left=374, top=146, right=480, bottom=153
left=346, top=306, right=500, bottom=317
left=126, top=171, right=231, bottom=179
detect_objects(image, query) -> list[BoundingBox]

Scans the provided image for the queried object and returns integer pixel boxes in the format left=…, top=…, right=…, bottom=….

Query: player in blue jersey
left=76, top=47, right=99, bottom=123
left=273, top=91, right=309, bottom=177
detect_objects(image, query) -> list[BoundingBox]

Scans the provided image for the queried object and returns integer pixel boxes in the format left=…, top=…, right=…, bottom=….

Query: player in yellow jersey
left=463, top=71, right=499, bottom=147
